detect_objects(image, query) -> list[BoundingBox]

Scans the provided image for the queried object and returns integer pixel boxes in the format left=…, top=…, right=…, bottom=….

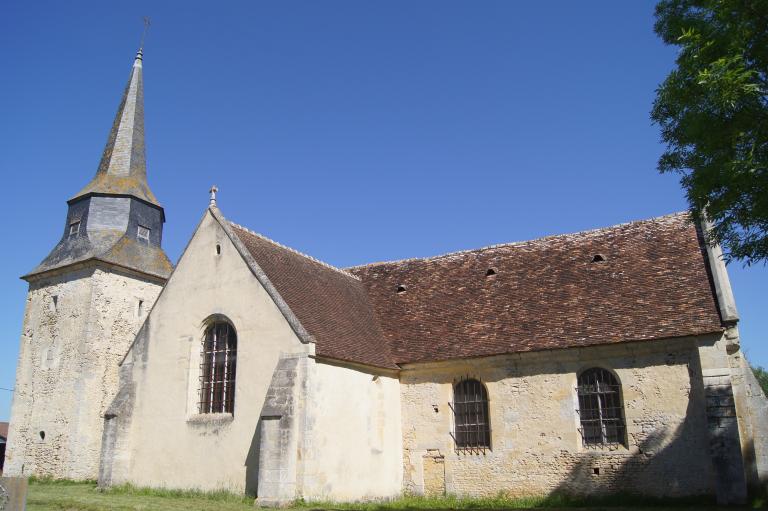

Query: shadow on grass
left=288, top=492, right=719, bottom=511
left=28, top=478, right=766, bottom=509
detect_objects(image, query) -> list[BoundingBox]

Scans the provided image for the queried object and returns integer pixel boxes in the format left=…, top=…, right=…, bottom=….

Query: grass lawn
left=25, top=480, right=763, bottom=511
left=28, top=480, right=253, bottom=511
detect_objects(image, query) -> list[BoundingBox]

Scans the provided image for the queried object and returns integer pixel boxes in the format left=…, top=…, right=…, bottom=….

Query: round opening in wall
left=485, top=268, right=497, bottom=277
left=396, top=285, right=406, bottom=294
left=591, top=254, right=606, bottom=263
left=39, top=431, right=45, bottom=441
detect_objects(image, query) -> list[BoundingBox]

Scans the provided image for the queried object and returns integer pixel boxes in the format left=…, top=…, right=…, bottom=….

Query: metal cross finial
left=139, top=16, right=151, bottom=50
left=209, top=185, right=219, bottom=207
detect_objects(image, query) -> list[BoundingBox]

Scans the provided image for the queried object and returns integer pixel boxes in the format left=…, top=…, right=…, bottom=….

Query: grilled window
left=198, top=321, right=237, bottom=414
left=451, top=378, right=490, bottom=452
left=577, top=368, right=625, bottom=447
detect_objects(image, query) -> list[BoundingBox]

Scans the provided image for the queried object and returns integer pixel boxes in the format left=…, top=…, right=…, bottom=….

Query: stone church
left=5, top=49, right=768, bottom=506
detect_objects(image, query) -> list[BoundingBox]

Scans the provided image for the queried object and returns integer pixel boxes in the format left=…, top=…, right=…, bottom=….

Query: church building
left=5, top=49, right=768, bottom=507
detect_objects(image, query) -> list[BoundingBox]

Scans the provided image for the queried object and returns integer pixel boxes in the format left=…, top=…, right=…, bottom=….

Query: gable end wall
left=99, top=211, right=308, bottom=493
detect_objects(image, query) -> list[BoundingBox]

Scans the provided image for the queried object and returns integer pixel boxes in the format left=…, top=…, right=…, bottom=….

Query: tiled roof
left=230, top=224, right=397, bottom=369
left=230, top=212, right=723, bottom=368
left=349, top=212, right=724, bottom=364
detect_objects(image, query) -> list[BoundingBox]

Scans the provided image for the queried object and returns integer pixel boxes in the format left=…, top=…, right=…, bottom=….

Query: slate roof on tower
left=25, top=49, right=172, bottom=281
left=71, top=49, right=159, bottom=207
left=225, top=211, right=723, bottom=369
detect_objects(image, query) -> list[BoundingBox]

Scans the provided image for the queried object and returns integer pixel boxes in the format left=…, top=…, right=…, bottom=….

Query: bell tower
left=4, top=48, right=173, bottom=480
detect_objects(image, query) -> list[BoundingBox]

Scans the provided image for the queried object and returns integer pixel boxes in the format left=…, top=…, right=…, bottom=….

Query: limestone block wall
left=696, top=328, right=748, bottom=504
left=100, top=211, right=307, bottom=494
left=299, top=360, right=403, bottom=501
left=5, top=266, right=162, bottom=480
left=400, top=336, right=717, bottom=498
left=254, top=353, right=307, bottom=506
left=728, top=330, right=768, bottom=489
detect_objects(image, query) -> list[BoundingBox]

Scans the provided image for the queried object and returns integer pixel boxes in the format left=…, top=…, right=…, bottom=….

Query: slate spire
left=71, top=48, right=159, bottom=206
left=25, top=48, right=173, bottom=281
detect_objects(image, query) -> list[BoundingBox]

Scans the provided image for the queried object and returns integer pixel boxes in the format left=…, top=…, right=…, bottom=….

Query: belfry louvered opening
left=198, top=321, right=237, bottom=414
left=577, top=368, right=625, bottom=447
left=450, top=378, right=491, bottom=453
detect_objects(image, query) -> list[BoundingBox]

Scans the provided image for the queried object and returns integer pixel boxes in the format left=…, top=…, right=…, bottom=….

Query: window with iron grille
left=451, top=378, right=490, bottom=453
left=198, top=321, right=237, bottom=414
left=577, top=368, right=626, bottom=447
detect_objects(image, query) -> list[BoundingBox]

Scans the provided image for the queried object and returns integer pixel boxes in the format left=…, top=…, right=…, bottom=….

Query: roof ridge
left=229, top=222, right=361, bottom=281
left=347, top=211, right=691, bottom=270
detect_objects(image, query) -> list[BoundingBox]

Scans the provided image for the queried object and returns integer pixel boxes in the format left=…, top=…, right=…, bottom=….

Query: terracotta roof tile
left=230, top=224, right=397, bottom=369
left=349, top=212, right=724, bottom=364
left=230, top=212, right=723, bottom=368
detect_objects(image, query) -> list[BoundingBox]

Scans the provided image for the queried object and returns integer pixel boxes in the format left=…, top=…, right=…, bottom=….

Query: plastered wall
left=300, top=361, right=403, bottom=501
left=102, top=211, right=307, bottom=493
left=400, top=336, right=718, bottom=498
left=5, top=266, right=161, bottom=480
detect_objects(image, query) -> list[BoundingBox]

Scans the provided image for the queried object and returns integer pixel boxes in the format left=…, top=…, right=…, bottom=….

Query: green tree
left=752, top=365, right=768, bottom=396
left=652, top=0, right=768, bottom=264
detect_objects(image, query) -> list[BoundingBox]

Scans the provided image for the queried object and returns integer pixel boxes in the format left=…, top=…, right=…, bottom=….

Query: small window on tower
left=69, top=221, right=81, bottom=238
left=137, top=225, right=151, bottom=242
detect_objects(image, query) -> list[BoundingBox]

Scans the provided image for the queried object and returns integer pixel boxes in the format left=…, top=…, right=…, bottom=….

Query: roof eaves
left=313, top=354, right=400, bottom=373
left=395, top=327, right=725, bottom=367
left=21, top=254, right=170, bottom=283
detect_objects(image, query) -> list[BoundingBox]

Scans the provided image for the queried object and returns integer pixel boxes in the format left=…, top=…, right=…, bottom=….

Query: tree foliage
left=652, top=0, right=768, bottom=264
left=752, top=365, right=768, bottom=396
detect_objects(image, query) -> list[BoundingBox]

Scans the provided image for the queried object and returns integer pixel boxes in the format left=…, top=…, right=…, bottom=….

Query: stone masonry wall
left=728, top=328, right=768, bottom=490
left=400, top=336, right=718, bottom=498
left=5, top=266, right=162, bottom=480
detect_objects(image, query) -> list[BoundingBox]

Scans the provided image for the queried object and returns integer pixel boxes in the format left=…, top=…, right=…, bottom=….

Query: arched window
left=198, top=321, right=237, bottom=414
left=452, top=378, right=490, bottom=452
left=577, top=368, right=625, bottom=447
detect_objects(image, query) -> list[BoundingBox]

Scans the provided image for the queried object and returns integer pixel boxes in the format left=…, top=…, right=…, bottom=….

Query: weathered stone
left=5, top=267, right=163, bottom=480
left=400, top=337, right=717, bottom=499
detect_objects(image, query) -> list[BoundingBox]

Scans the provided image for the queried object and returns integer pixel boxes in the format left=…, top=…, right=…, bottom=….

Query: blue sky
left=1, top=1, right=766, bottom=421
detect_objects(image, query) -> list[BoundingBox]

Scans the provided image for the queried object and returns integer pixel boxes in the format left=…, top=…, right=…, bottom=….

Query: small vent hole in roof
left=396, top=285, right=407, bottom=294
left=591, top=254, right=606, bottom=263
left=485, top=268, right=497, bottom=277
